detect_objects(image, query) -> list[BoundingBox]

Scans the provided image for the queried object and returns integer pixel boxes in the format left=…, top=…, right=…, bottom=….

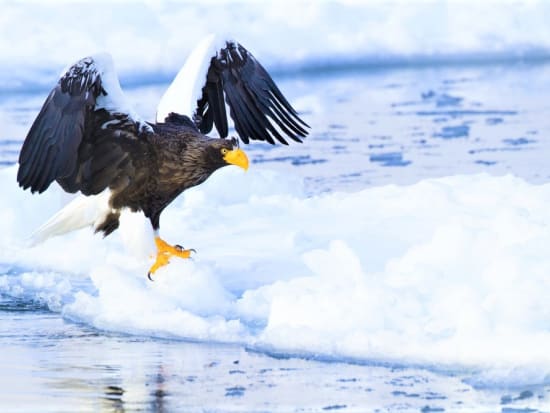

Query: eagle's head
left=205, top=137, right=249, bottom=171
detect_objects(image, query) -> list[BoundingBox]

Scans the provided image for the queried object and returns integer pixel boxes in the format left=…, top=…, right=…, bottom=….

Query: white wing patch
left=91, top=53, right=153, bottom=133
left=156, top=34, right=229, bottom=123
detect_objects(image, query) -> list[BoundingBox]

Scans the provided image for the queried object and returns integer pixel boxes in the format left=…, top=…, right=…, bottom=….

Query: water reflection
left=149, top=365, right=168, bottom=413
left=102, top=385, right=125, bottom=412
left=0, top=300, right=547, bottom=412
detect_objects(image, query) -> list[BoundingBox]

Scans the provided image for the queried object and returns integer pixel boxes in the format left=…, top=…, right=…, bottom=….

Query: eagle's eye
left=221, top=148, right=228, bottom=155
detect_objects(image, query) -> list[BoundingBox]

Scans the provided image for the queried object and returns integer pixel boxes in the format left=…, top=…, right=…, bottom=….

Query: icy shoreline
left=1, top=164, right=550, bottom=389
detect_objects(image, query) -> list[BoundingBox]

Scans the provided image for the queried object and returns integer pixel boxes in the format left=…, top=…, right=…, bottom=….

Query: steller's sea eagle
left=16, top=35, right=309, bottom=280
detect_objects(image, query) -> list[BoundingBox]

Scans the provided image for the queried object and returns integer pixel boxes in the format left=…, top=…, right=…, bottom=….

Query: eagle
left=16, top=35, right=309, bottom=280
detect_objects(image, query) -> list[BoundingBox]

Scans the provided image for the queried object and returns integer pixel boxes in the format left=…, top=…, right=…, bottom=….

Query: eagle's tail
left=29, top=191, right=113, bottom=246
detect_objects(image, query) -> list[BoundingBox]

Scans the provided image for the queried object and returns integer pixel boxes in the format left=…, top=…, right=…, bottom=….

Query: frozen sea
left=1, top=1, right=550, bottom=412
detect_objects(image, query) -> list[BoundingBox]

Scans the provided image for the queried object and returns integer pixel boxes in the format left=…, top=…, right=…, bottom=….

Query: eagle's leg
left=147, top=236, right=195, bottom=281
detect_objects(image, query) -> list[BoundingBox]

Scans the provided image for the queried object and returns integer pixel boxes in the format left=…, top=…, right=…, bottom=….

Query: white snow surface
left=3, top=1, right=550, bottom=92
left=1, top=164, right=550, bottom=387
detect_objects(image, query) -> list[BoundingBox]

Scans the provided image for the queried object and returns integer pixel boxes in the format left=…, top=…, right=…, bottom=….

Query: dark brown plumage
left=16, top=40, right=309, bottom=277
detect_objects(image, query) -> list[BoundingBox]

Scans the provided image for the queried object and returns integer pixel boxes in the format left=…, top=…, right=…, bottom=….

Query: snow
left=3, top=1, right=550, bottom=93
left=1, top=163, right=550, bottom=388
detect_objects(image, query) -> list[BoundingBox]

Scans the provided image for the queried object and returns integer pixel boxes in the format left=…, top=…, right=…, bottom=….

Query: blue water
left=1, top=62, right=550, bottom=412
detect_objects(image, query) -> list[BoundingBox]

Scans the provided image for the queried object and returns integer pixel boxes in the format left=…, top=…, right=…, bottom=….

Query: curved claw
left=174, top=245, right=196, bottom=257
left=148, top=237, right=196, bottom=280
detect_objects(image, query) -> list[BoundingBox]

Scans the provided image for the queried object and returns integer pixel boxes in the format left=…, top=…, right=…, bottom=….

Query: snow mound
left=1, top=164, right=550, bottom=387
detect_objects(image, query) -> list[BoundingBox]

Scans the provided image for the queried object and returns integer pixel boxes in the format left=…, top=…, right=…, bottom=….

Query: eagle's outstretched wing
left=157, top=37, right=309, bottom=145
left=17, top=54, right=152, bottom=195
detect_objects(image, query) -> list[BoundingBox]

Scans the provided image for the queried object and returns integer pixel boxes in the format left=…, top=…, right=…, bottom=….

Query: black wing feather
left=18, top=84, right=94, bottom=193
left=222, top=75, right=277, bottom=144
left=195, top=41, right=309, bottom=145
left=206, top=77, right=228, bottom=138
left=17, top=55, right=150, bottom=195
left=162, top=112, right=199, bottom=131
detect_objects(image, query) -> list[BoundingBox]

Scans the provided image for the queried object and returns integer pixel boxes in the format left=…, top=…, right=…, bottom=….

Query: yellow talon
left=147, top=236, right=195, bottom=280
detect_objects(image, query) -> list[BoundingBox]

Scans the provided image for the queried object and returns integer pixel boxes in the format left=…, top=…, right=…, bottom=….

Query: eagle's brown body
left=92, top=117, right=239, bottom=235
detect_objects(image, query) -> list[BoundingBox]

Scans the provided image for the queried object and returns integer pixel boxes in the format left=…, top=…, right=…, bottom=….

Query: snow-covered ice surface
left=3, top=164, right=550, bottom=411
left=2, top=1, right=550, bottom=412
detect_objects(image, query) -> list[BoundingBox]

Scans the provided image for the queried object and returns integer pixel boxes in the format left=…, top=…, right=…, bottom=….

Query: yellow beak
left=223, top=148, right=249, bottom=171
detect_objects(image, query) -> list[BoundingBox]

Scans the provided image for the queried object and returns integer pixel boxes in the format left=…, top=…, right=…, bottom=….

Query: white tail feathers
left=28, top=190, right=114, bottom=246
